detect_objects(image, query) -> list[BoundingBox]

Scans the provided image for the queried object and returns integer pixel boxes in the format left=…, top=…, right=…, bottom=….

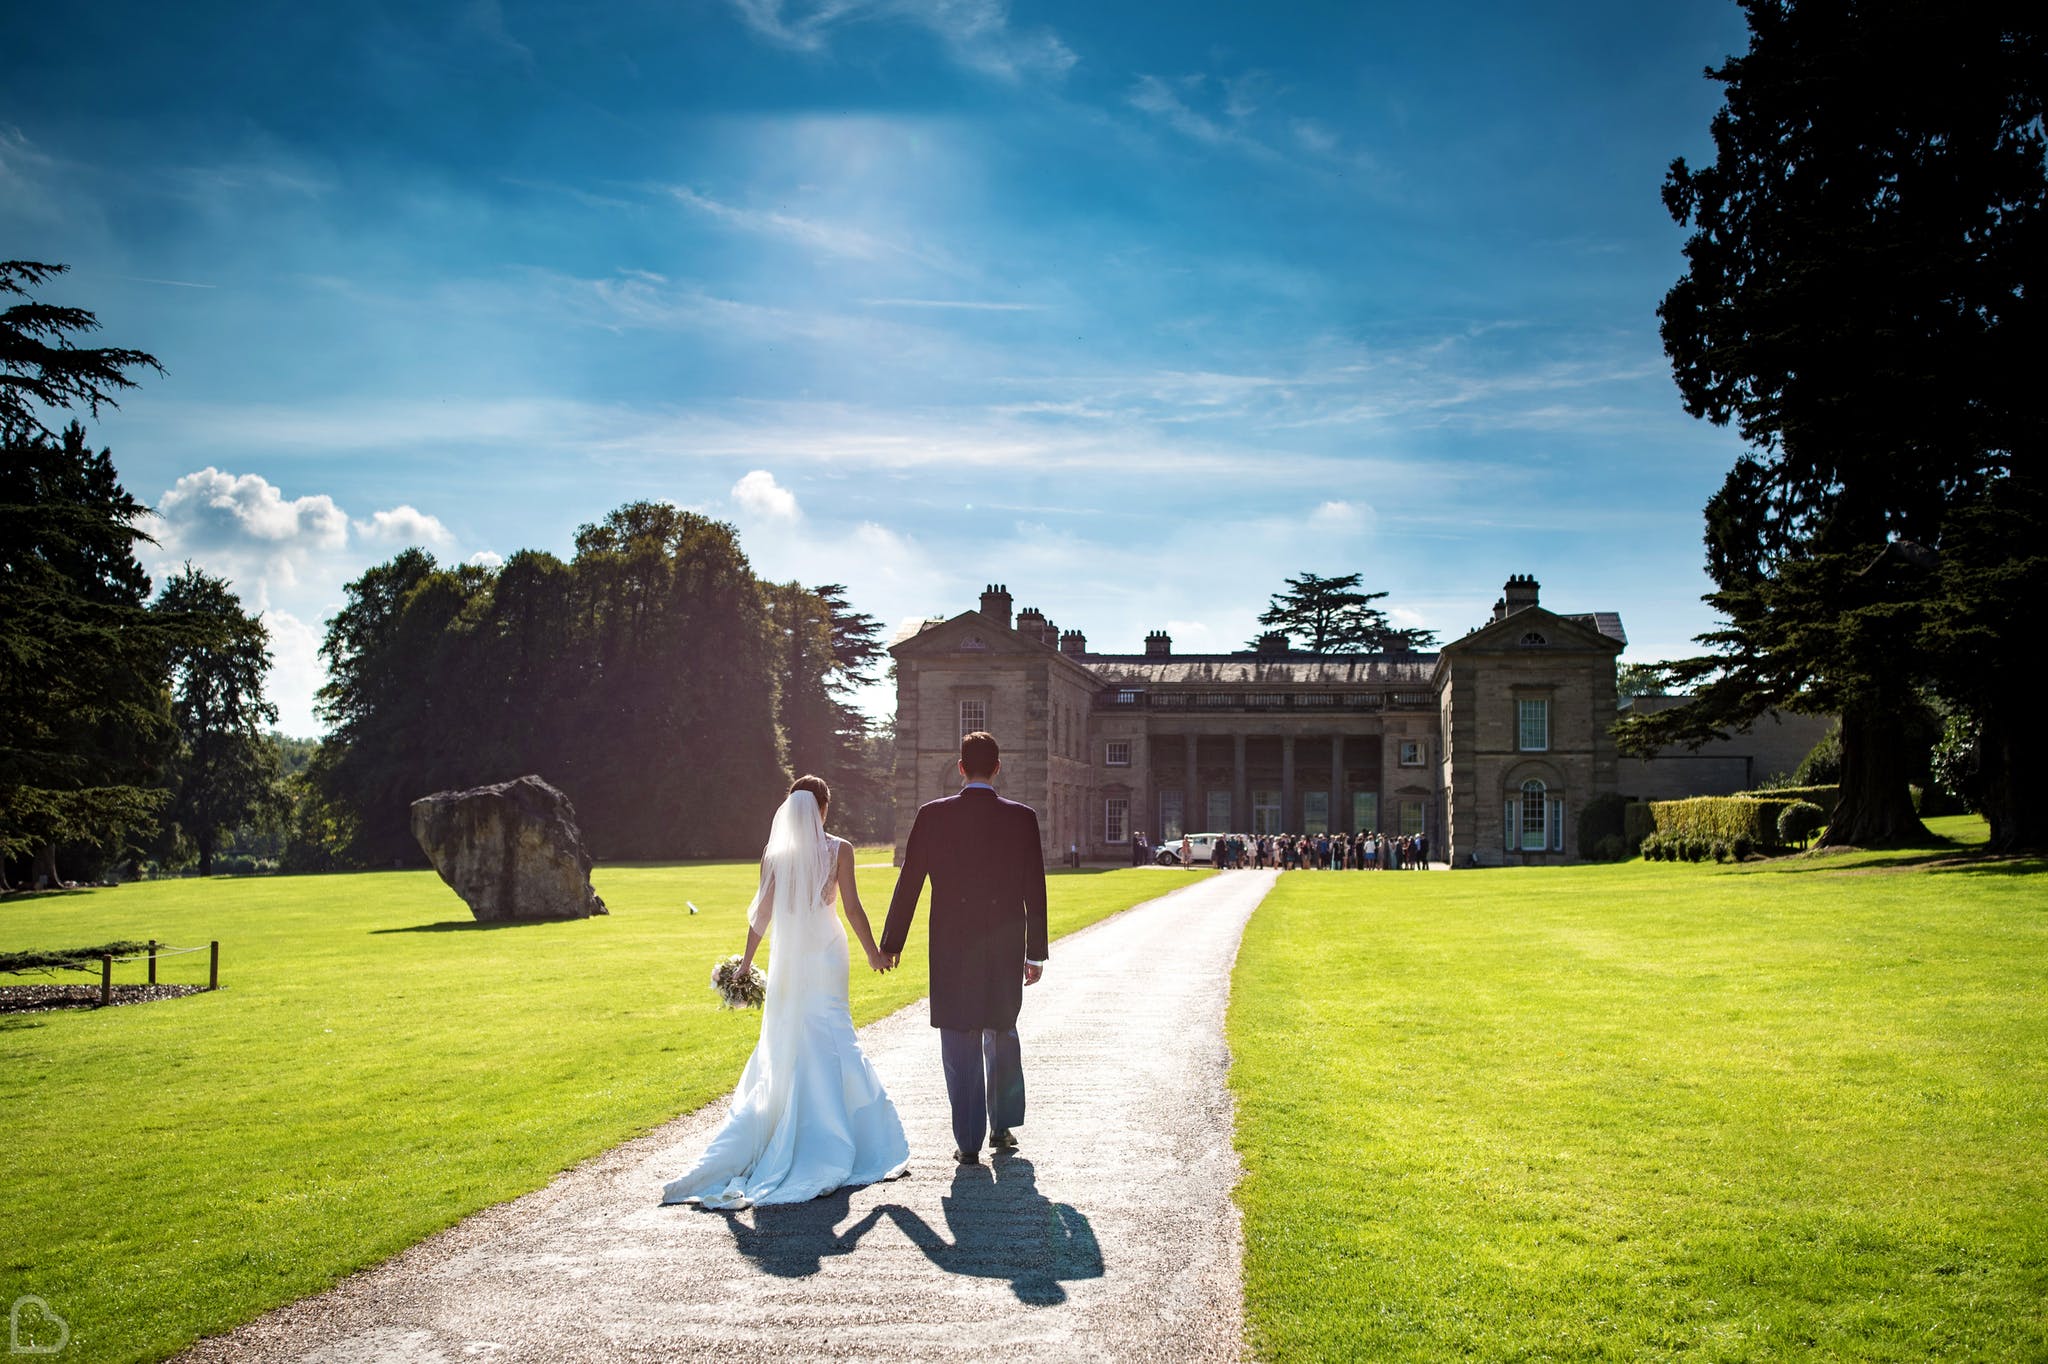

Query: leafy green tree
left=2, top=261, right=161, bottom=442
left=312, top=504, right=790, bottom=863
left=1619, top=0, right=2045, bottom=849
left=311, top=548, right=444, bottom=865
left=561, top=502, right=782, bottom=857
left=1250, top=572, right=1437, bottom=654
left=154, top=567, right=280, bottom=875
left=1615, top=662, right=1668, bottom=701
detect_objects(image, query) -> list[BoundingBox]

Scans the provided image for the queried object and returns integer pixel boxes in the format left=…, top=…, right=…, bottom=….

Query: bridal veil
left=661, top=788, right=909, bottom=1207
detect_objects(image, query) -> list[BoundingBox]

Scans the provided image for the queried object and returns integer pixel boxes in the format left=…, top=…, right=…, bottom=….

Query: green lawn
left=0, top=860, right=1204, bottom=1364
left=1228, top=816, right=2048, bottom=1361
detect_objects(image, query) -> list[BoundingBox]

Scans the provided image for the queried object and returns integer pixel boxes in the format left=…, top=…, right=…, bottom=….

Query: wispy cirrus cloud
left=727, top=0, right=1076, bottom=81
left=1126, top=74, right=1274, bottom=159
left=1126, top=70, right=1375, bottom=178
left=860, top=296, right=1048, bottom=312
left=664, top=184, right=937, bottom=265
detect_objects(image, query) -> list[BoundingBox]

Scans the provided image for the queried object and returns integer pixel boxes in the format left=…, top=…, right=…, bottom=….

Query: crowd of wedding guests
left=1131, top=830, right=1431, bottom=870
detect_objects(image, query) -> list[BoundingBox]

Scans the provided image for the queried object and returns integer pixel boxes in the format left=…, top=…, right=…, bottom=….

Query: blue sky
left=2, top=0, right=1755, bottom=734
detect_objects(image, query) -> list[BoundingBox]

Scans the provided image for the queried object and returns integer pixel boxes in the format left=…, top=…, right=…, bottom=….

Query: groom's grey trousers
left=939, top=1026, right=1024, bottom=1156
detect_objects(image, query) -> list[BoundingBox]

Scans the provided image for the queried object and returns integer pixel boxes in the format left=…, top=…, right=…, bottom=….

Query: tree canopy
left=1618, top=0, right=2046, bottom=851
left=155, top=567, right=280, bottom=876
left=309, top=504, right=885, bottom=863
left=1250, top=572, right=1438, bottom=654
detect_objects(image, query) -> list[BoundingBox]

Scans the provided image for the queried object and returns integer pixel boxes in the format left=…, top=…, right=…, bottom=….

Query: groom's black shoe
left=953, top=1148, right=981, bottom=1165
left=990, top=1128, right=1019, bottom=1151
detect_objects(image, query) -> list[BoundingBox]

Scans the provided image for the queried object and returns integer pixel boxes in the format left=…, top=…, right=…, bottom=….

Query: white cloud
left=1307, top=499, right=1373, bottom=534
left=467, top=550, right=505, bottom=569
left=141, top=468, right=483, bottom=736
left=260, top=610, right=326, bottom=737
left=355, top=504, right=455, bottom=548
left=731, top=469, right=802, bottom=521
left=153, top=467, right=350, bottom=556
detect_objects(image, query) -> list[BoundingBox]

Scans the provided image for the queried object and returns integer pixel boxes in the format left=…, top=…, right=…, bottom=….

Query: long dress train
left=661, top=822, right=909, bottom=1208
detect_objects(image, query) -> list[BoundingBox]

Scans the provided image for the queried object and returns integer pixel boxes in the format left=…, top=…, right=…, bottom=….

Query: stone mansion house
left=891, top=577, right=1630, bottom=868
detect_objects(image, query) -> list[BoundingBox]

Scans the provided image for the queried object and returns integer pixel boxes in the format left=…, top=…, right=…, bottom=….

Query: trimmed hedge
left=1640, top=830, right=1758, bottom=863
left=1743, top=783, right=1838, bottom=812
left=1647, top=796, right=1800, bottom=848
left=1779, top=801, right=1826, bottom=848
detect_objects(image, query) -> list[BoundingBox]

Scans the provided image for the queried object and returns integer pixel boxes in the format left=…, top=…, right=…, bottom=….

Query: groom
left=881, top=730, right=1049, bottom=1165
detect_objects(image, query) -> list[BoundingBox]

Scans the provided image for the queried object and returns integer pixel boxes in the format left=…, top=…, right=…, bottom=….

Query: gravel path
left=180, top=870, right=1277, bottom=1364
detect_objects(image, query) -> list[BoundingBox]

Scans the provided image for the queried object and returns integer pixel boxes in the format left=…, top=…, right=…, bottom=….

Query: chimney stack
left=979, top=583, right=1013, bottom=629
left=1060, top=629, right=1087, bottom=656
left=1502, top=574, right=1540, bottom=614
left=1016, top=605, right=1046, bottom=638
left=1256, top=630, right=1290, bottom=655
left=1039, top=618, right=1059, bottom=648
left=1144, top=630, right=1172, bottom=657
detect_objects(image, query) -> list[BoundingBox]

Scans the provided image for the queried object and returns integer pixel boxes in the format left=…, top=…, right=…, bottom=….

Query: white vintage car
left=1157, top=832, right=1226, bottom=866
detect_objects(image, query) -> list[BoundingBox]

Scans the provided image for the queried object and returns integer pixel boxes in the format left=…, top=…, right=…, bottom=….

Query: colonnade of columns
left=1149, top=732, right=1365, bottom=835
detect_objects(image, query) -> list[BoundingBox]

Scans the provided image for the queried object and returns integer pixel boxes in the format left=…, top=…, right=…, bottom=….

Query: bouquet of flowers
left=710, top=955, right=766, bottom=1009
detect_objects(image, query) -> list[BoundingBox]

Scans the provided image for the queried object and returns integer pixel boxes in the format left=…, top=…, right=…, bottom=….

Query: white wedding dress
left=660, top=792, right=909, bottom=1208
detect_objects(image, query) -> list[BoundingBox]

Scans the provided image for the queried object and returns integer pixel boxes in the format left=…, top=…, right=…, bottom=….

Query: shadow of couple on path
left=716, top=1156, right=1103, bottom=1305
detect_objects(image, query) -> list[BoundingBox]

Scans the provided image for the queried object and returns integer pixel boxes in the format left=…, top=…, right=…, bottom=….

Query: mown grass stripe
left=1227, top=817, right=2047, bottom=1361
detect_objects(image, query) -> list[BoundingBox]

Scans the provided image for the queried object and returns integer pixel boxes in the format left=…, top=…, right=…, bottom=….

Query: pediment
left=891, top=611, right=1050, bottom=659
left=1442, top=605, right=1622, bottom=657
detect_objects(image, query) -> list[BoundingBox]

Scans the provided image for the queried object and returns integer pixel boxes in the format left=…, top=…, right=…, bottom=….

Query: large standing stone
left=410, top=776, right=608, bottom=922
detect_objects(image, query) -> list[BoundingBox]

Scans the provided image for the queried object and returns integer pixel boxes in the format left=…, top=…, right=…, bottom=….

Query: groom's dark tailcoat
left=882, top=786, right=1049, bottom=1030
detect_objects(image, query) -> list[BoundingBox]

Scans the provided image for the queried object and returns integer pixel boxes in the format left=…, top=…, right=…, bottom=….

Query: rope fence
left=93, top=940, right=221, bottom=1005
left=101, top=944, right=210, bottom=964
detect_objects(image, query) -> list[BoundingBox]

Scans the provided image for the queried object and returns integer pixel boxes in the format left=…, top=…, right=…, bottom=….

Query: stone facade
left=1614, top=696, right=1835, bottom=800
left=1434, top=593, right=1623, bottom=865
left=892, top=576, right=1631, bottom=868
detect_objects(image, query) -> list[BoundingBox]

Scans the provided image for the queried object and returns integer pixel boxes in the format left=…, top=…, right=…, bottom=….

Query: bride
left=660, top=775, right=910, bottom=1207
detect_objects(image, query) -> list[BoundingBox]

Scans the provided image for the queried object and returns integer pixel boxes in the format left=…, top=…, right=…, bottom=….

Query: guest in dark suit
left=882, top=730, right=1049, bottom=1164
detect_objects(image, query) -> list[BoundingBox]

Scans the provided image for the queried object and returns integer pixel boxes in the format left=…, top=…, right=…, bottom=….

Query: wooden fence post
left=148, top=939, right=158, bottom=985
left=209, top=940, right=220, bottom=991
left=100, top=954, right=112, bottom=1007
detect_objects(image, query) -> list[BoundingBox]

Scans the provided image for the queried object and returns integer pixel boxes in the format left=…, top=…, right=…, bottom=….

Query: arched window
left=1521, top=780, right=1547, bottom=848
left=1506, top=779, right=1566, bottom=854
left=1520, top=631, right=1548, bottom=647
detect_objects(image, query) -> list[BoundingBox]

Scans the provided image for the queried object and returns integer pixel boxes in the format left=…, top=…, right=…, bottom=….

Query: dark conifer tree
left=1250, top=572, right=1437, bottom=654
left=1622, top=0, right=2045, bottom=849
left=2, top=261, right=162, bottom=443
left=0, top=423, right=170, bottom=885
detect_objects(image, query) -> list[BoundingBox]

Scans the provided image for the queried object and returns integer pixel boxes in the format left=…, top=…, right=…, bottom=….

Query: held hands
left=865, top=946, right=891, bottom=973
